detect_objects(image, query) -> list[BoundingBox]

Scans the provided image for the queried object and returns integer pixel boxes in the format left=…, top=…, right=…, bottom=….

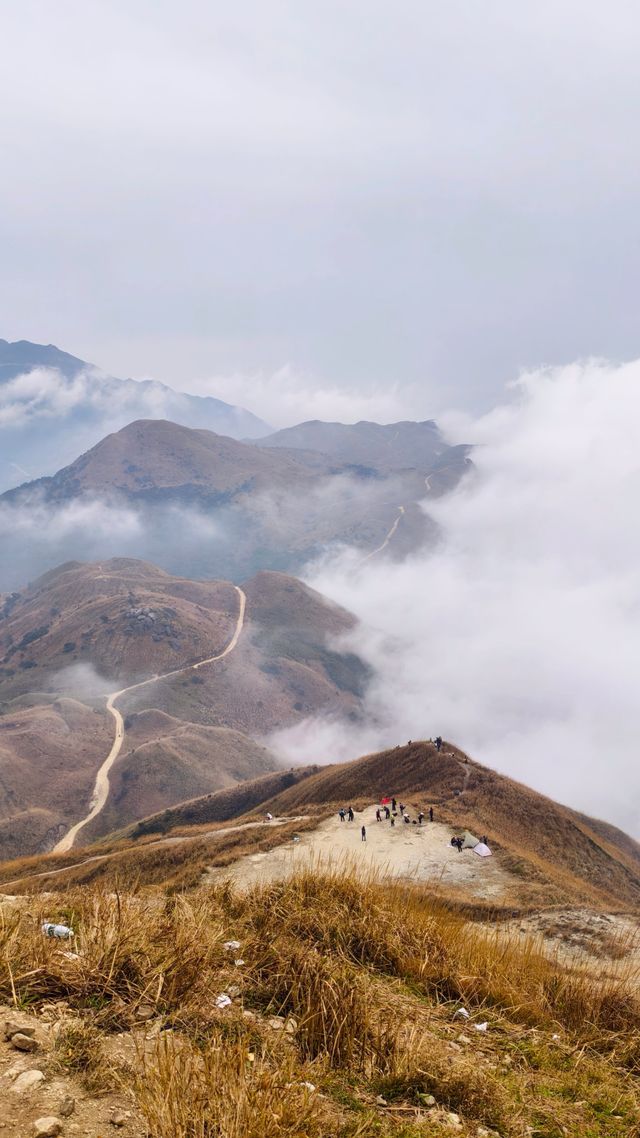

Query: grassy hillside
left=111, top=740, right=640, bottom=913
left=0, top=867, right=638, bottom=1136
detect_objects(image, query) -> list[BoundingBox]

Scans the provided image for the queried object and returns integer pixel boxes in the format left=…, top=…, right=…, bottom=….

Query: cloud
left=183, top=366, right=428, bottom=430
left=0, top=495, right=225, bottom=592
left=272, top=359, right=640, bottom=835
left=0, top=366, right=194, bottom=429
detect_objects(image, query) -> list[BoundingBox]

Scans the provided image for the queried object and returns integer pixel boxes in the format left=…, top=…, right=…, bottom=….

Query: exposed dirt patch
left=204, top=806, right=515, bottom=900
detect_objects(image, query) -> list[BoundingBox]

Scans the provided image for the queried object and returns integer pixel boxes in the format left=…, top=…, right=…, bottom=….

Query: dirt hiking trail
left=53, top=585, right=246, bottom=854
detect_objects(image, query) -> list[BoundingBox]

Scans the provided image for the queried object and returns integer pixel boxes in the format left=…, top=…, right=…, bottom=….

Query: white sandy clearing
left=203, top=806, right=513, bottom=900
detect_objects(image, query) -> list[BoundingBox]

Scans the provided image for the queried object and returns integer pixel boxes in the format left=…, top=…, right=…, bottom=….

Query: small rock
left=59, top=1098, right=75, bottom=1118
left=457, top=1033, right=473, bottom=1044
left=284, top=1016, right=298, bottom=1035
left=226, top=985, right=241, bottom=998
left=11, top=1069, right=45, bottom=1094
left=446, top=1113, right=462, bottom=1129
left=418, top=1093, right=436, bottom=1107
left=110, top=1111, right=127, bottom=1128
left=4, top=1020, right=35, bottom=1041
left=135, top=1004, right=155, bottom=1022
left=477, top=1129, right=490, bottom=1137
left=32, top=1118, right=63, bottom=1137
left=268, top=1016, right=285, bottom=1030
left=376, top=1095, right=388, bottom=1106
left=12, top=1033, right=38, bottom=1052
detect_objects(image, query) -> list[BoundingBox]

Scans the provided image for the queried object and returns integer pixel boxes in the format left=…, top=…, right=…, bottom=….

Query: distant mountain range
left=0, top=418, right=470, bottom=588
left=0, top=338, right=270, bottom=491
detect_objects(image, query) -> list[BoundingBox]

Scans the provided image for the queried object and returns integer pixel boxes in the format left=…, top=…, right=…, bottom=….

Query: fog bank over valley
left=271, top=360, right=640, bottom=835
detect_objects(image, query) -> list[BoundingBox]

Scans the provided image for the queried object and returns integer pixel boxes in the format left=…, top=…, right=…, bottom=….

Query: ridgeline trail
left=53, top=585, right=247, bottom=853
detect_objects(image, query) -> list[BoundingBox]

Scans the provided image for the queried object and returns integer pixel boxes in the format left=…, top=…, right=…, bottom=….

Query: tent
left=473, top=842, right=492, bottom=857
left=462, top=830, right=480, bottom=849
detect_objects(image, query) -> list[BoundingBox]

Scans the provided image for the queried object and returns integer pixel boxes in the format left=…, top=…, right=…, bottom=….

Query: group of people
left=339, top=798, right=435, bottom=836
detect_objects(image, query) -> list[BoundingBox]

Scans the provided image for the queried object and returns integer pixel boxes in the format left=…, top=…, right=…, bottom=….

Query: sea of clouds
left=268, top=359, right=640, bottom=835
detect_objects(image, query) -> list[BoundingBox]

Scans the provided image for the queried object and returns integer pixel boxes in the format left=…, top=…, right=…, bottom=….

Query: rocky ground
left=0, top=1007, right=145, bottom=1137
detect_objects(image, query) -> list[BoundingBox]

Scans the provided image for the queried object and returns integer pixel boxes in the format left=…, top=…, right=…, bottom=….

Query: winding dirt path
left=53, top=585, right=247, bottom=853
left=360, top=505, right=405, bottom=563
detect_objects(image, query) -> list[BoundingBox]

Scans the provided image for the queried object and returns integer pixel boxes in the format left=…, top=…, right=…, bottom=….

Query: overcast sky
left=2, top=0, right=640, bottom=414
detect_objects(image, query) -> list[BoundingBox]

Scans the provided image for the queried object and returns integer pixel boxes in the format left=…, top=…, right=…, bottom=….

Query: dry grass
left=0, top=867, right=638, bottom=1135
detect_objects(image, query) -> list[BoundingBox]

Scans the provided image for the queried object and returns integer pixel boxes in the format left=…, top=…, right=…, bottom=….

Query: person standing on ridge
left=361, top=825, right=367, bottom=842
left=375, top=808, right=381, bottom=822
left=435, top=736, right=442, bottom=752
left=429, top=806, right=434, bottom=822
left=348, top=806, right=354, bottom=822
left=418, top=811, right=424, bottom=825
left=392, top=797, right=397, bottom=812
left=339, top=808, right=345, bottom=822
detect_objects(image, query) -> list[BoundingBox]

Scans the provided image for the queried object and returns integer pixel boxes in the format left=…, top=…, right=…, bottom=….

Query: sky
left=2, top=0, right=640, bottom=414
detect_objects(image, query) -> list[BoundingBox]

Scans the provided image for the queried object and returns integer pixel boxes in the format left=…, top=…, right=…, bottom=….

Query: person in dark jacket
left=361, top=825, right=367, bottom=842
left=429, top=806, right=434, bottom=823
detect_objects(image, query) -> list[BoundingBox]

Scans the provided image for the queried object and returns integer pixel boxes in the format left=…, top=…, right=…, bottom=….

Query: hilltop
left=95, top=739, right=640, bottom=913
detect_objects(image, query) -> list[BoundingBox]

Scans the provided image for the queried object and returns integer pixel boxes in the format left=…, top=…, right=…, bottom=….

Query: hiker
left=391, top=797, right=397, bottom=812
left=481, top=834, right=488, bottom=845
left=384, top=805, right=390, bottom=819
left=418, top=811, right=424, bottom=825
left=399, top=802, right=405, bottom=815
left=339, top=808, right=345, bottom=822
left=403, top=813, right=410, bottom=824
left=361, top=825, right=367, bottom=842
left=375, top=808, right=381, bottom=822
left=390, top=816, right=395, bottom=827
left=429, top=806, right=434, bottom=823
left=266, top=812, right=273, bottom=821
left=455, top=837, right=463, bottom=852
left=347, top=806, right=354, bottom=822
left=435, top=736, right=442, bottom=751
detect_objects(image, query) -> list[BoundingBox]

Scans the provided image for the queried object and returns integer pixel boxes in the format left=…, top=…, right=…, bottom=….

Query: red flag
left=381, top=796, right=391, bottom=804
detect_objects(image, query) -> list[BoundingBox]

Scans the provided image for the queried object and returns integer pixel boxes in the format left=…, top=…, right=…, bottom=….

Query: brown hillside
left=0, top=558, right=238, bottom=696
left=0, top=560, right=368, bottom=857
left=119, top=764, right=320, bottom=840
left=0, top=698, right=112, bottom=856
left=81, top=711, right=278, bottom=841
left=10, top=419, right=329, bottom=504
left=252, top=741, right=640, bottom=909
left=119, top=570, right=368, bottom=736
left=128, top=740, right=640, bottom=911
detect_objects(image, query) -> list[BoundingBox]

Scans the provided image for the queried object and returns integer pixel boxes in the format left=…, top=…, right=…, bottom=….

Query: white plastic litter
left=473, top=1022, right=488, bottom=1032
left=60, top=951, right=80, bottom=961
left=301, top=1082, right=316, bottom=1093
left=453, top=1007, right=470, bottom=1020
left=223, top=941, right=241, bottom=951
left=42, top=923, right=74, bottom=939
left=215, top=994, right=232, bottom=1009
left=234, top=959, right=245, bottom=967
